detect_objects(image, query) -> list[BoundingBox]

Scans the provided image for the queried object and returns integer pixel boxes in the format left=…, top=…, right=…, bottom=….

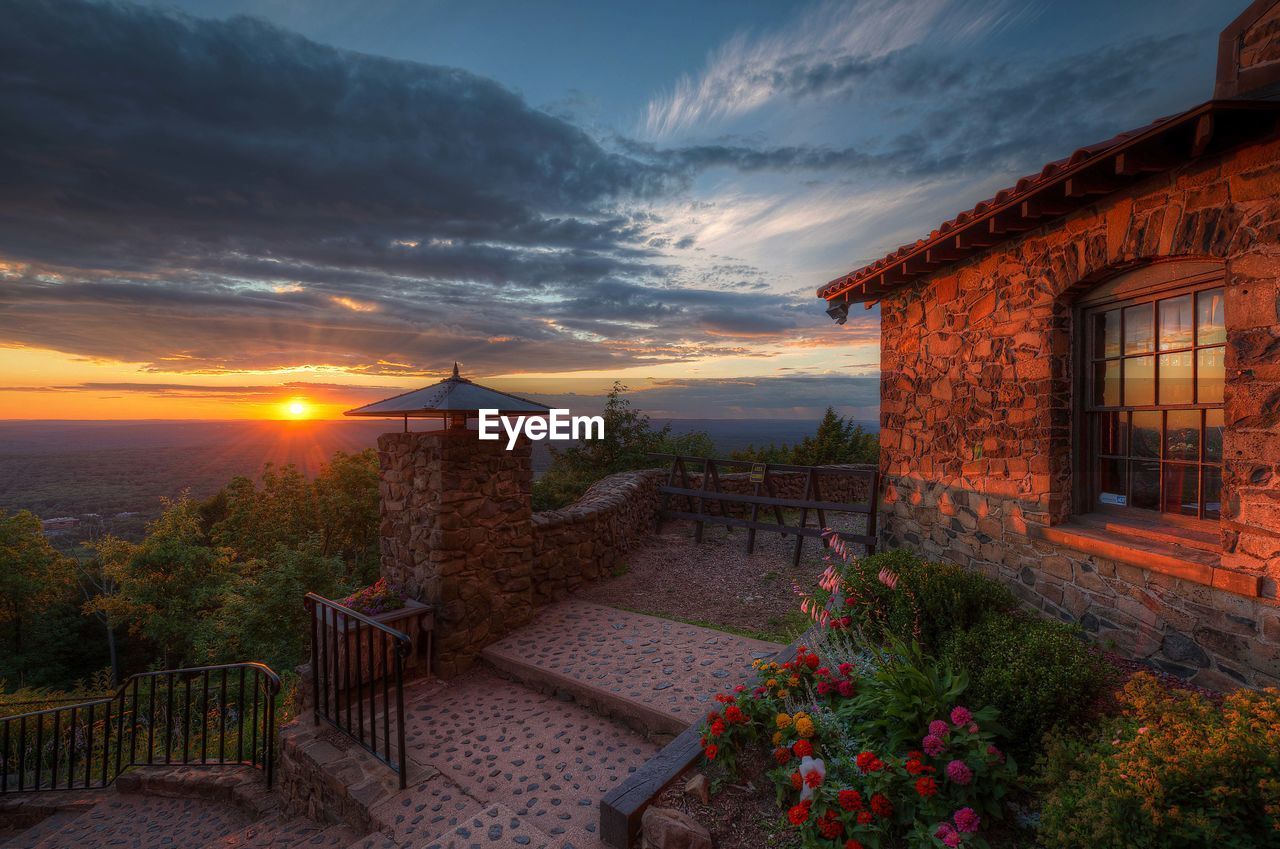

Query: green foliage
left=941, top=614, right=1108, bottom=758
left=532, top=382, right=714, bottom=510
left=0, top=509, right=73, bottom=654
left=846, top=638, right=973, bottom=753
left=1038, top=673, right=1280, bottom=849
left=732, top=407, right=878, bottom=466
left=206, top=450, right=380, bottom=579
left=818, top=550, right=1016, bottom=653
left=192, top=543, right=353, bottom=673
left=91, top=496, right=235, bottom=665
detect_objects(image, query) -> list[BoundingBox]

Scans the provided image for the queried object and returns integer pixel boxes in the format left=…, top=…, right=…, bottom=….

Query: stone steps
left=481, top=600, right=780, bottom=736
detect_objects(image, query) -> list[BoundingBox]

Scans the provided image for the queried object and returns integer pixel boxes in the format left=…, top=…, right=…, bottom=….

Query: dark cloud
left=0, top=0, right=846, bottom=374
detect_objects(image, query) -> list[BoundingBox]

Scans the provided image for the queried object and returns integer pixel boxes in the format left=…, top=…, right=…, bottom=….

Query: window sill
left=1030, top=515, right=1263, bottom=598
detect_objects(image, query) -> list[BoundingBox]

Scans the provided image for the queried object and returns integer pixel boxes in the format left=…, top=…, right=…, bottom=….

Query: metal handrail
left=304, top=593, right=411, bottom=789
left=0, top=662, right=281, bottom=795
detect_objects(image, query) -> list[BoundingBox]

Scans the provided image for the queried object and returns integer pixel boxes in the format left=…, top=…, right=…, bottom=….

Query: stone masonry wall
left=378, top=429, right=535, bottom=678
left=527, top=466, right=874, bottom=606
left=877, top=135, right=1280, bottom=689
left=530, top=469, right=665, bottom=606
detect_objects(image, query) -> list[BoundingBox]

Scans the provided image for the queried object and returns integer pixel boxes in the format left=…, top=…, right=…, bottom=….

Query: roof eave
left=818, top=99, right=1280, bottom=306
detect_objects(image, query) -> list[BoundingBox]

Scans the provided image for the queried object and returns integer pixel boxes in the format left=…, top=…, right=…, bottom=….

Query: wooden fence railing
left=650, top=455, right=879, bottom=565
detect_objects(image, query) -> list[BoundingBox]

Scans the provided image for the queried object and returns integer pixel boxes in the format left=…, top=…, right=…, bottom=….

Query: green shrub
left=941, top=614, right=1108, bottom=758
left=1038, top=673, right=1280, bottom=848
left=825, top=550, right=1016, bottom=652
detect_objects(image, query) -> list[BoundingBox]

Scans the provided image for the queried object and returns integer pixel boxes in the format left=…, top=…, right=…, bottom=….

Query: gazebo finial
left=452, top=361, right=460, bottom=379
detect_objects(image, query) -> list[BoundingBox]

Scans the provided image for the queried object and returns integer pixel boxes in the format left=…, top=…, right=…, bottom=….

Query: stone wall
left=378, top=429, right=535, bottom=678
left=530, top=469, right=665, bottom=606
left=877, top=135, right=1280, bottom=689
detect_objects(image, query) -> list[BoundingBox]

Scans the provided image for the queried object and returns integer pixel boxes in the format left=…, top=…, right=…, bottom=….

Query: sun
left=284, top=399, right=309, bottom=419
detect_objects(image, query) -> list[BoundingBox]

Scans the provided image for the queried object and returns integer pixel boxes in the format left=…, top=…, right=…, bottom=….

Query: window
left=1081, top=268, right=1225, bottom=522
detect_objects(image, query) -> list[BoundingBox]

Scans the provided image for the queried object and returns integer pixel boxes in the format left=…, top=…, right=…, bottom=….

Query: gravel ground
left=576, top=515, right=868, bottom=642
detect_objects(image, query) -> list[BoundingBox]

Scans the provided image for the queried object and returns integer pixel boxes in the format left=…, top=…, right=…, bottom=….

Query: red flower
left=817, top=812, right=843, bottom=839
left=844, top=841, right=864, bottom=849
left=787, top=803, right=811, bottom=825
left=856, top=811, right=873, bottom=826
left=816, top=681, right=832, bottom=696
left=724, top=706, right=746, bottom=724
left=837, top=680, right=856, bottom=698
left=804, top=653, right=820, bottom=670
left=915, top=776, right=938, bottom=798
left=704, top=744, right=718, bottom=761
left=837, top=790, right=863, bottom=811
left=792, top=739, right=813, bottom=758
left=790, top=771, right=803, bottom=791
left=838, top=662, right=854, bottom=677
left=855, top=751, right=884, bottom=773
left=815, top=667, right=831, bottom=678
left=715, top=694, right=734, bottom=704
left=870, top=794, right=893, bottom=819
left=710, top=720, right=726, bottom=737
left=804, top=770, right=823, bottom=789
left=773, top=747, right=791, bottom=764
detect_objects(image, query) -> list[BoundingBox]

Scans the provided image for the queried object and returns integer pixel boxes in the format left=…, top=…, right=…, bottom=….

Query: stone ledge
left=1032, top=522, right=1264, bottom=599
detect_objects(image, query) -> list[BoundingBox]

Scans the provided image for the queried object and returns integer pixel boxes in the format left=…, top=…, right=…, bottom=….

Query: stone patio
left=280, top=600, right=783, bottom=849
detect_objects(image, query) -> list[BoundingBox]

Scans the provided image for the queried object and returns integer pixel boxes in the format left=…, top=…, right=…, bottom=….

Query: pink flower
left=943, top=832, right=961, bottom=848
left=923, top=734, right=946, bottom=757
left=734, top=684, right=746, bottom=693
left=945, top=760, right=973, bottom=786
left=986, top=744, right=1004, bottom=763
left=877, top=567, right=899, bottom=589
left=950, top=706, right=973, bottom=726
left=928, top=720, right=949, bottom=738
left=934, top=823, right=956, bottom=841
left=968, top=723, right=979, bottom=734
left=953, top=808, right=980, bottom=834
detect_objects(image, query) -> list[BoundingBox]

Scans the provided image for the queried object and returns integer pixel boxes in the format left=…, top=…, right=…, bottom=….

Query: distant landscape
left=0, top=418, right=875, bottom=550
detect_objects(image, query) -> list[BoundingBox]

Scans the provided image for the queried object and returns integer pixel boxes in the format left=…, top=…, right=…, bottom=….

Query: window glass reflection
left=1158, top=352, right=1193, bottom=405
left=1131, top=411, right=1161, bottom=458
left=1159, top=294, right=1194, bottom=350
left=1094, top=309, right=1121, bottom=359
left=1197, top=288, right=1225, bottom=345
left=1124, top=303, right=1154, bottom=354
left=1131, top=460, right=1160, bottom=510
left=1205, top=408, right=1223, bottom=463
left=1204, top=466, right=1222, bottom=520
left=1095, top=360, right=1121, bottom=407
left=1126, top=356, right=1154, bottom=406
left=1165, top=410, right=1200, bottom=461
left=1162, top=464, right=1199, bottom=516
left=1197, top=346, right=1224, bottom=404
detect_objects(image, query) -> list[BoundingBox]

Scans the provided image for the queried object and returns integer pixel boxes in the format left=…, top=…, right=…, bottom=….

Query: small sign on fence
left=749, top=463, right=766, bottom=484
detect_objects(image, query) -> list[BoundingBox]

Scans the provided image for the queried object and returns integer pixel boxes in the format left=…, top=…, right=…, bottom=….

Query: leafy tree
left=76, top=533, right=130, bottom=684
left=193, top=543, right=353, bottom=673
left=206, top=450, right=379, bottom=580
left=533, top=382, right=715, bottom=510
left=733, top=407, right=878, bottom=466
left=90, top=496, right=236, bottom=666
left=0, top=510, right=71, bottom=658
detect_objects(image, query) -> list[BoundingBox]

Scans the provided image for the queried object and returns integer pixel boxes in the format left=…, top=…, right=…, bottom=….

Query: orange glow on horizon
left=284, top=399, right=310, bottom=419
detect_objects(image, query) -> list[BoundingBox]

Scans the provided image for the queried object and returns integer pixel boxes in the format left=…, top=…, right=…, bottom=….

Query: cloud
left=641, top=0, right=1022, bottom=139
left=0, top=0, right=849, bottom=376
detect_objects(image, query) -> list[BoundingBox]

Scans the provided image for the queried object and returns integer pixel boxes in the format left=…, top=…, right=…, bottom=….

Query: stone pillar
left=376, top=428, right=534, bottom=678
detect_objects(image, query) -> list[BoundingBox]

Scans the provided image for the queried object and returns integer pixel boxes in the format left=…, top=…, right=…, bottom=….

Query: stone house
left=818, top=1, right=1280, bottom=688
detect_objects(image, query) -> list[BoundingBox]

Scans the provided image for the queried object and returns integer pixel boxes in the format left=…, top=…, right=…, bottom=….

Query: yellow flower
left=795, top=717, right=816, bottom=739
left=775, top=713, right=793, bottom=729
left=778, top=689, right=790, bottom=698
left=752, top=659, right=762, bottom=669
left=772, top=731, right=783, bottom=745
left=789, top=675, right=801, bottom=686
left=766, top=678, right=778, bottom=688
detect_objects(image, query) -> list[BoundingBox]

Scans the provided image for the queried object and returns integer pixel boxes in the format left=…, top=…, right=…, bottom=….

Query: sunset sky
left=0, top=0, right=1235, bottom=420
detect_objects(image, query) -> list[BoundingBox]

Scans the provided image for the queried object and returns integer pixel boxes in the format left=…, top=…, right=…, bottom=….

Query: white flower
left=798, top=755, right=825, bottom=801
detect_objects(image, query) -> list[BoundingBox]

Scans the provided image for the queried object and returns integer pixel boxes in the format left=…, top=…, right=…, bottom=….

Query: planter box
left=319, top=599, right=434, bottom=688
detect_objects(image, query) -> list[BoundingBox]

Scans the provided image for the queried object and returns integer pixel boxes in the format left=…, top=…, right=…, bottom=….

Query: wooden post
left=694, top=458, right=712, bottom=543
left=793, top=469, right=816, bottom=567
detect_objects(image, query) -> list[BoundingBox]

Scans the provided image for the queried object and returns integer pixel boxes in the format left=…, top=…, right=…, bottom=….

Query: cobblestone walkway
left=482, top=600, right=781, bottom=733
left=339, top=601, right=781, bottom=849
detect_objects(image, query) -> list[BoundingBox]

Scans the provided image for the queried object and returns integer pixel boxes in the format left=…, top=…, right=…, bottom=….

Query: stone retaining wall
left=530, top=469, right=665, bottom=606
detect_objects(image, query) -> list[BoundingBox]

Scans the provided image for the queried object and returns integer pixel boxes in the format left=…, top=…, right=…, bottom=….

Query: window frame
left=1071, top=262, right=1225, bottom=530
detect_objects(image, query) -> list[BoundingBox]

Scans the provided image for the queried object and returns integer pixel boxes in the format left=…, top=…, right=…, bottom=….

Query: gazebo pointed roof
left=344, top=363, right=551, bottom=418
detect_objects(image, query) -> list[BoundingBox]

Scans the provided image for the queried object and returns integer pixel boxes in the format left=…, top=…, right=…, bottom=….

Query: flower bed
left=690, top=537, right=1280, bottom=848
